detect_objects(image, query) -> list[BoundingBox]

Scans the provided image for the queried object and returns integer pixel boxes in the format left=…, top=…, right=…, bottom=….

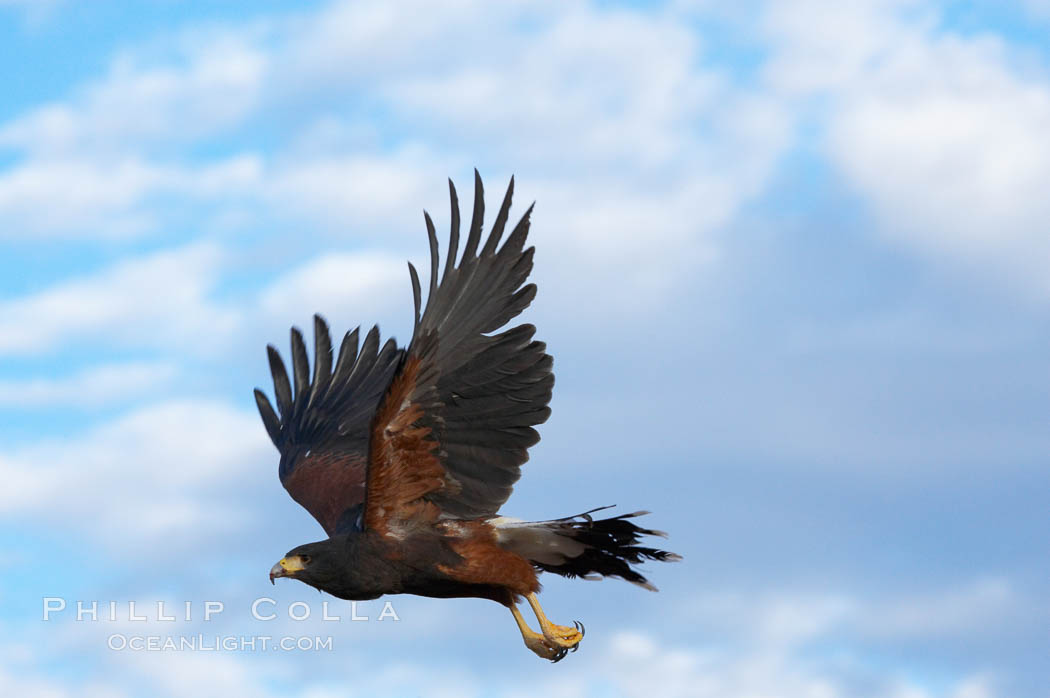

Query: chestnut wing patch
left=364, top=172, right=554, bottom=533
left=255, top=315, right=403, bottom=536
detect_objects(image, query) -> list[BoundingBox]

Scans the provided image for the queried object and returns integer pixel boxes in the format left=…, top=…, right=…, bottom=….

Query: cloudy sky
left=1, top=0, right=1047, bottom=696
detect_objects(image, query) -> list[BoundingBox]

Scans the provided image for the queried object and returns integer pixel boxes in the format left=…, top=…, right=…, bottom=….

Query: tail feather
left=491, top=507, right=681, bottom=591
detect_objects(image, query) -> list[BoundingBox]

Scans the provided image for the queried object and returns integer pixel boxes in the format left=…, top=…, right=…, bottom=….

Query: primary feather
left=254, top=171, right=552, bottom=533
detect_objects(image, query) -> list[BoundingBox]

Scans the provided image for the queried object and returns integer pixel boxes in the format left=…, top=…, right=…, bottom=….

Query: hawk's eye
left=300, top=555, right=311, bottom=565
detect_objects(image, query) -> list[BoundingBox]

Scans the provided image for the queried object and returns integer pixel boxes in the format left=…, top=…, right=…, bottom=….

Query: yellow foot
left=541, top=620, right=585, bottom=649
left=510, top=601, right=583, bottom=663
left=522, top=626, right=571, bottom=662
left=526, top=593, right=585, bottom=654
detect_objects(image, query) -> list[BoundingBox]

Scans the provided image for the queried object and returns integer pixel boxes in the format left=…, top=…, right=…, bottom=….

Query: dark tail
left=497, top=506, right=681, bottom=591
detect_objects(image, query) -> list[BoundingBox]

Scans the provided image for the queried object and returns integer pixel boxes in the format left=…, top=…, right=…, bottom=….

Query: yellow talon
left=525, top=593, right=584, bottom=653
left=509, top=593, right=586, bottom=661
left=510, top=604, right=566, bottom=661
left=546, top=621, right=584, bottom=643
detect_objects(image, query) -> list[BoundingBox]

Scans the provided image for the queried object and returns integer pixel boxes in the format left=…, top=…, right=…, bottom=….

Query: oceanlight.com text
left=107, top=634, right=334, bottom=652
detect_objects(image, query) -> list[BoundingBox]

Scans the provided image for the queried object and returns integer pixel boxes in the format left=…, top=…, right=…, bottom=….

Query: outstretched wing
left=255, top=316, right=403, bottom=536
left=364, top=171, right=553, bottom=534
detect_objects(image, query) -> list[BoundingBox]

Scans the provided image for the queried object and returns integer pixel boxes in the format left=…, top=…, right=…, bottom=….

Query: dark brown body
left=294, top=520, right=539, bottom=606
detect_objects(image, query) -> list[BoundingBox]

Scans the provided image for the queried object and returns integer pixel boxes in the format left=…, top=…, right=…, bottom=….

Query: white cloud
left=0, top=400, right=269, bottom=549
left=0, top=0, right=63, bottom=25
left=763, top=0, right=932, bottom=94
left=950, top=676, right=995, bottom=698
left=0, top=361, right=176, bottom=408
left=259, top=251, right=407, bottom=327
left=0, top=663, right=121, bottom=698
left=0, top=159, right=164, bottom=237
left=275, top=0, right=536, bottom=91
left=0, top=34, right=266, bottom=157
left=1, top=621, right=287, bottom=698
left=265, top=152, right=449, bottom=235
left=0, top=242, right=238, bottom=356
left=858, top=577, right=1018, bottom=638
left=365, top=3, right=791, bottom=304
left=119, top=651, right=278, bottom=698
left=0, top=237, right=418, bottom=367
left=2, top=579, right=1016, bottom=698
left=0, top=155, right=262, bottom=238
left=0, top=26, right=265, bottom=238
left=0, top=0, right=792, bottom=303
left=514, top=581, right=1013, bottom=697
left=505, top=627, right=998, bottom=698
left=827, top=35, right=1050, bottom=295
left=765, top=0, right=1050, bottom=298
left=1021, top=0, right=1050, bottom=19
left=380, top=5, right=717, bottom=166
left=685, top=578, right=1020, bottom=643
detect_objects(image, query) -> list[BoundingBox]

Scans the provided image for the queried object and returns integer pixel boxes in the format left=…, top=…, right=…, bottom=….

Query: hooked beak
left=269, top=555, right=306, bottom=585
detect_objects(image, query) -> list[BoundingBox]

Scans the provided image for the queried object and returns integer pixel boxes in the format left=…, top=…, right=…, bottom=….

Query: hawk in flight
left=256, top=172, right=679, bottom=661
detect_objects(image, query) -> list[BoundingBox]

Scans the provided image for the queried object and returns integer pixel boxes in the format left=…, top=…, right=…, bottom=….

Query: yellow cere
left=280, top=556, right=306, bottom=572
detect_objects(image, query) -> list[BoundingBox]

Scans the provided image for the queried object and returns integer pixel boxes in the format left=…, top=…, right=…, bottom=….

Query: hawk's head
left=269, top=539, right=343, bottom=591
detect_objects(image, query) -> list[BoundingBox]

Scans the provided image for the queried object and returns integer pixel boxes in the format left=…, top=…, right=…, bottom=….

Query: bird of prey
left=255, top=172, right=679, bottom=661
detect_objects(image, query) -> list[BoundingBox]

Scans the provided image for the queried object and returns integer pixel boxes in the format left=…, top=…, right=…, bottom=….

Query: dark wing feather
left=364, top=171, right=553, bottom=534
left=255, top=315, right=403, bottom=536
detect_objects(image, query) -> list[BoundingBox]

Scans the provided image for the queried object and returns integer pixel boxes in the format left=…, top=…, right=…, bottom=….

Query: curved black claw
left=550, top=647, right=569, bottom=663
left=574, top=620, right=586, bottom=638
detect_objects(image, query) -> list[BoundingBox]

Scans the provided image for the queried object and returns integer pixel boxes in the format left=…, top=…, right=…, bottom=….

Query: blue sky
left=1, top=0, right=1047, bottom=696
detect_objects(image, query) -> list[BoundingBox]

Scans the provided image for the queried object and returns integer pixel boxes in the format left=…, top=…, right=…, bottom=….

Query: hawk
left=256, top=172, right=679, bottom=661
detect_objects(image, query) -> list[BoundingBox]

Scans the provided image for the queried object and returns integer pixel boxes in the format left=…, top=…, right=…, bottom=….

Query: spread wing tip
left=445, top=178, right=460, bottom=277
left=482, top=175, right=515, bottom=257
left=266, top=344, right=292, bottom=418
left=290, top=326, right=309, bottom=404
left=408, top=261, right=422, bottom=333
left=254, top=387, right=281, bottom=446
